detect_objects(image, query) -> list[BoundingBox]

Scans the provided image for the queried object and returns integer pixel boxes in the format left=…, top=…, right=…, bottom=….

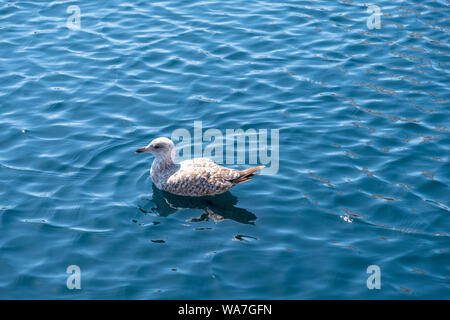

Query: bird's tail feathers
left=232, top=165, right=265, bottom=184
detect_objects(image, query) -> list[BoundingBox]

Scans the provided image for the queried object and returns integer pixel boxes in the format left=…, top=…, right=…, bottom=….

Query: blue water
left=0, top=0, right=449, bottom=299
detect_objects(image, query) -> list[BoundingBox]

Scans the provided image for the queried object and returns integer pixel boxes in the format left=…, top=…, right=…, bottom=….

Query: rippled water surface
left=0, top=0, right=449, bottom=299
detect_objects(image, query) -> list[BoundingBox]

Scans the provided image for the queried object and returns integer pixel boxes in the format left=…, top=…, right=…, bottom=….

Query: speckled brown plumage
left=136, top=137, right=264, bottom=197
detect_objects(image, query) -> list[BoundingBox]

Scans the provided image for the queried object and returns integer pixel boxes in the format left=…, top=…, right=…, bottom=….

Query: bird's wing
left=166, top=162, right=241, bottom=195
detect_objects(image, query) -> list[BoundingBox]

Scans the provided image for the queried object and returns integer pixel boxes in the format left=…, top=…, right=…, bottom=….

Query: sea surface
left=0, top=0, right=449, bottom=299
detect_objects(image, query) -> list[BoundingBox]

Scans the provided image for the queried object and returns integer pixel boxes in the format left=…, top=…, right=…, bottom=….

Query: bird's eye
left=154, top=145, right=160, bottom=149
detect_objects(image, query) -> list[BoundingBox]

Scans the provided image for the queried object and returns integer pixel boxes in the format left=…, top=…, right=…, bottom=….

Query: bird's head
left=136, top=137, right=175, bottom=160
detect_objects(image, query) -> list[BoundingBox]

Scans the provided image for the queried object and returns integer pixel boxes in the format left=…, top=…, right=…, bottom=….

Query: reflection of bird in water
left=136, top=137, right=264, bottom=197
left=141, top=183, right=257, bottom=225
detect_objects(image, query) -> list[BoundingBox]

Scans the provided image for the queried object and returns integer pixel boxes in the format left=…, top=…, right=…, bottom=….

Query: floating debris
left=308, top=171, right=336, bottom=188
left=371, top=194, right=400, bottom=202
left=421, top=171, right=435, bottom=180
left=363, top=167, right=374, bottom=177
left=342, top=208, right=367, bottom=219
left=400, top=287, right=412, bottom=293
left=340, top=215, right=353, bottom=223
left=232, top=234, right=258, bottom=242
left=412, top=269, right=426, bottom=275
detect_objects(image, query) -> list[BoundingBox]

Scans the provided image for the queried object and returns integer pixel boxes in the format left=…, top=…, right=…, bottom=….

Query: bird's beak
left=135, top=147, right=147, bottom=153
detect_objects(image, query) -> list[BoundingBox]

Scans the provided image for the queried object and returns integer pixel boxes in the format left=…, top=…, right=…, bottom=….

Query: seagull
left=136, top=137, right=264, bottom=197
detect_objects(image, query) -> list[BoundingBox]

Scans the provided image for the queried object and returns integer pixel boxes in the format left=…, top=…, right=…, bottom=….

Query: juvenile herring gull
left=136, top=137, right=264, bottom=197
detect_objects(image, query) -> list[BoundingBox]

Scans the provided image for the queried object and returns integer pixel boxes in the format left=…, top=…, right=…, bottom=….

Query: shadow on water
left=140, top=184, right=257, bottom=225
